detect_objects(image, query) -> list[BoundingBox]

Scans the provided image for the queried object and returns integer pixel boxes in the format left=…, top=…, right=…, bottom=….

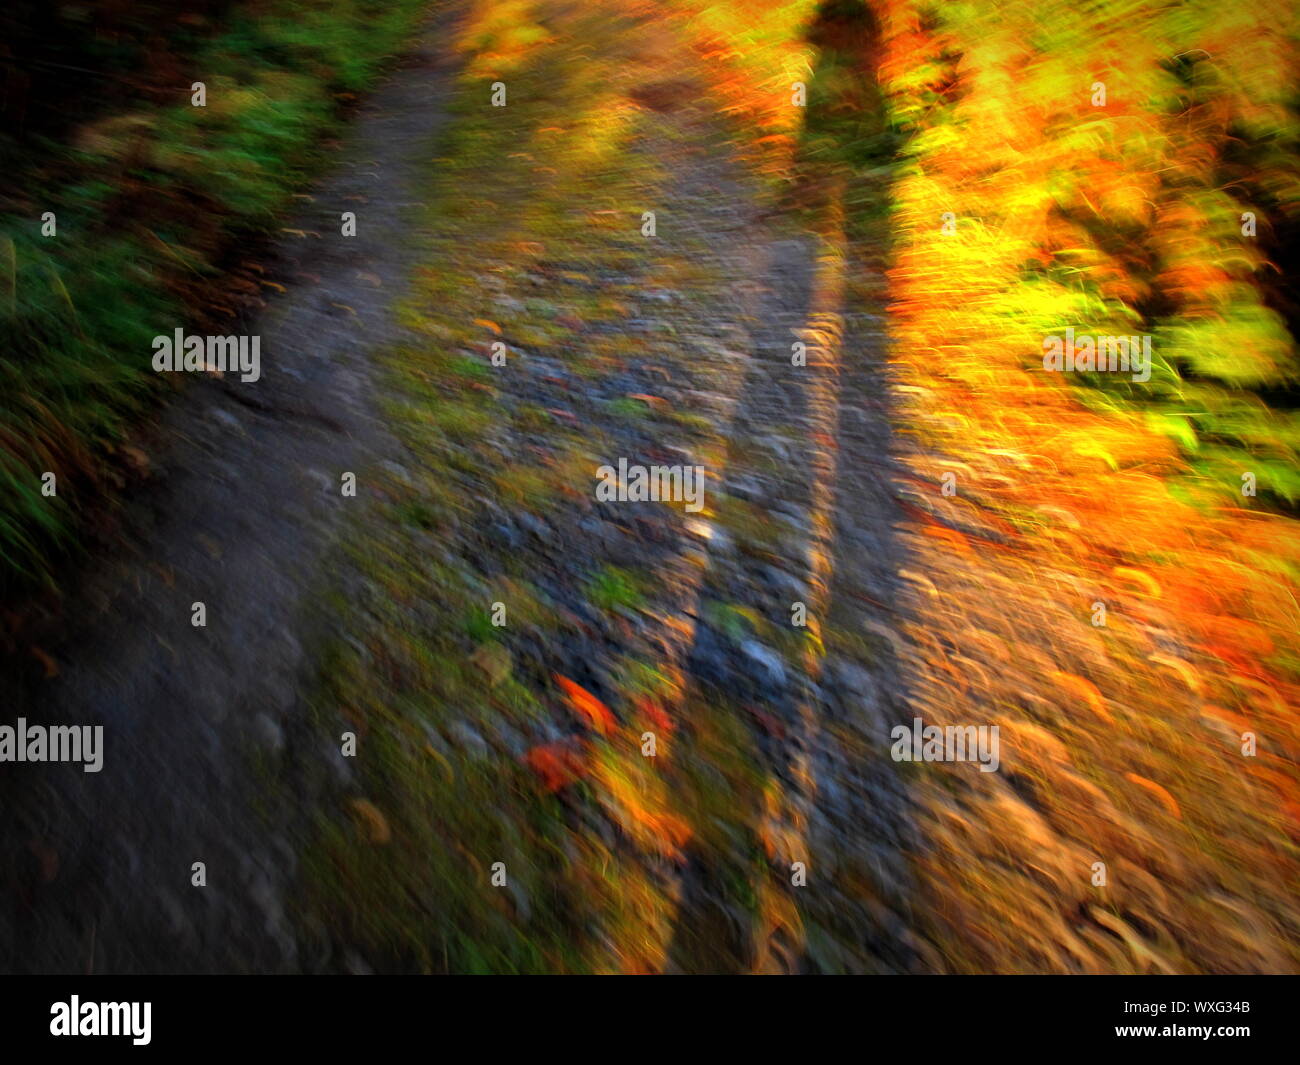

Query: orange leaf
left=922, top=523, right=973, bottom=555
left=1124, top=773, right=1182, bottom=820
left=554, top=675, right=616, bottom=736
left=1049, top=671, right=1112, bottom=724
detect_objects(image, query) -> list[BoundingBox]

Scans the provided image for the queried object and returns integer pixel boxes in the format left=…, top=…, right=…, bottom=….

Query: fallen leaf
left=1125, top=773, right=1181, bottom=820
left=120, top=446, right=150, bottom=474
left=636, top=696, right=673, bottom=736
left=554, top=674, right=616, bottom=736
left=31, top=647, right=58, bottom=678
left=523, top=741, right=587, bottom=792
left=1112, top=566, right=1161, bottom=598
left=1050, top=671, right=1112, bottom=724
left=348, top=798, right=391, bottom=843
left=627, top=393, right=669, bottom=411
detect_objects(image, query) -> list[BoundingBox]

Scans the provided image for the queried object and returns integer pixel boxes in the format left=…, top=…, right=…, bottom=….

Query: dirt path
left=2, top=0, right=919, bottom=974
left=0, top=7, right=465, bottom=973
left=288, top=0, right=921, bottom=974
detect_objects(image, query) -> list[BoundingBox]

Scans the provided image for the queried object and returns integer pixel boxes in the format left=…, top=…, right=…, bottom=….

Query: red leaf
left=554, top=674, right=616, bottom=736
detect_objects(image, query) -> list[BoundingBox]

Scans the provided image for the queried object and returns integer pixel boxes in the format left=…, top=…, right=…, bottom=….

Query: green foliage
left=587, top=565, right=645, bottom=613
left=0, top=0, right=432, bottom=591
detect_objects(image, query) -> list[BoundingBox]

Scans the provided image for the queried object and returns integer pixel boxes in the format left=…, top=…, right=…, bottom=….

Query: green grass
left=0, top=0, right=434, bottom=594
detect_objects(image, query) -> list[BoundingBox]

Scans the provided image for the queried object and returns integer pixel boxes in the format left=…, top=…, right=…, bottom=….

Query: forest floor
left=0, top=0, right=916, bottom=975
left=3, top=0, right=1294, bottom=975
